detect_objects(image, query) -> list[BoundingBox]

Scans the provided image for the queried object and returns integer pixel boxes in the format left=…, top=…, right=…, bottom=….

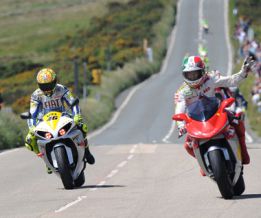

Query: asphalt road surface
left=1, top=0, right=261, bottom=217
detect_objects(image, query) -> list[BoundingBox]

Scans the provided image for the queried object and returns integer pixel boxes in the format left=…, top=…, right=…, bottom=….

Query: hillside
left=0, top=0, right=177, bottom=148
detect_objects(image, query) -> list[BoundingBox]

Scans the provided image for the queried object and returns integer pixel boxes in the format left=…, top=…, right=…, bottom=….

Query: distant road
left=0, top=0, right=260, bottom=217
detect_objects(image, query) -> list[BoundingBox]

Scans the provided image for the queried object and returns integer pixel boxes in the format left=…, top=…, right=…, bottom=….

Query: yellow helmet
left=36, top=68, right=57, bottom=95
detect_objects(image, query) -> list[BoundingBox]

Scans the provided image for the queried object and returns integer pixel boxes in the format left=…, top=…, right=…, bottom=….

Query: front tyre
left=54, top=146, right=74, bottom=190
left=233, top=173, right=245, bottom=196
left=208, top=150, right=234, bottom=199
left=74, top=171, right=85, bottom=187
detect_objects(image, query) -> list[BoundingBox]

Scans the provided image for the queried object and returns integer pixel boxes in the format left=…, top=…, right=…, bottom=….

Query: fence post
left=73, top=58, right=79, bottom=97
left=83, top=61, right=88, bottom=99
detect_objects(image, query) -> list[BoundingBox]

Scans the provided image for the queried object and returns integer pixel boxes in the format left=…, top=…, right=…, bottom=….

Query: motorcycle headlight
left=45, top=132, right=53, bottom=139
left=59, top=128, right=66, bottom=136
left=36, top=131, right=53, bottom=139
left=58, top=123, right=72, bottom=137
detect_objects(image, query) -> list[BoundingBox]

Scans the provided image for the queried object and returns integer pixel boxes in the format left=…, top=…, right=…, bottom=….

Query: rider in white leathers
left=174, top=56, right=256, bottom=165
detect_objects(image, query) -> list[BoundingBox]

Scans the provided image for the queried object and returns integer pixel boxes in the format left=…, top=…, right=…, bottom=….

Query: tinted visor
left=38, top=79, right=56, bottom=92
left=183, top=70, right=203, bottom=81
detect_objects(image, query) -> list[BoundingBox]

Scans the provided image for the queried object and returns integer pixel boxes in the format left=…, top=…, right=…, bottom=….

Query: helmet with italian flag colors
left=182, top=55, right=206, bottom=88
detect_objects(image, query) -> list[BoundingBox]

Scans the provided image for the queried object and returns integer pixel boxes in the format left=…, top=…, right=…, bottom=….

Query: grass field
left=0, top=0, right=128, bottom=63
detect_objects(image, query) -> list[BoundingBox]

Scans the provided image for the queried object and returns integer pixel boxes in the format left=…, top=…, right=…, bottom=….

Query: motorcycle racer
left=25, top=68, right=95, bottom=172
left=174, top=55, right=256, bottom=165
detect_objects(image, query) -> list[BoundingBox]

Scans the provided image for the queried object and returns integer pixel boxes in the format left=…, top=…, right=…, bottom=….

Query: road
left=1, top=0, right=261, bottom=217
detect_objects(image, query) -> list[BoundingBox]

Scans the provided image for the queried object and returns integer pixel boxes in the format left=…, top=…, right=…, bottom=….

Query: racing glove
left=74, top=114, right=88, bottom=134
left=241, top=56, right=256, bottom=76
left=178, top=127, right=187, bottom=138
left=74, top=114, right=83, bottom=125
left=29, top=125, right=36, bottom=135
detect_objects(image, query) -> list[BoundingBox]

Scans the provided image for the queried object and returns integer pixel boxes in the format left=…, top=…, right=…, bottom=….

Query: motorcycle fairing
left=185, top=97, right=234, bottom=139
left=43, top=111, right=62, bottom=130
left=186, top=110, right=228, bottom=139
left=35, top=112, right=74, bottom=139
left=194, top=138, right=242, bottom=184
left=36, top=111, right=85, bottom=180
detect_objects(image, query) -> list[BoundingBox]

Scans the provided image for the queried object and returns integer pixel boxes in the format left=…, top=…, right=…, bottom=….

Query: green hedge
left=0, top=111, right=27, bottom=149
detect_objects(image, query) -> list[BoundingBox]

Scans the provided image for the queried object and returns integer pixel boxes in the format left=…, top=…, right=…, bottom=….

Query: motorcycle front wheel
left=233, top=173, right=245, bottom=196
left=209, top=149, right=234, bottom=199
left=74, top=171, right=85, bottom=188
left=54, top=146, right=74, bottom=190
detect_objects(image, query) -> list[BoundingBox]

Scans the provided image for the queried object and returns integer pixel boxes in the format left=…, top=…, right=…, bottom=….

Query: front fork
left=194, top=143, right=242, bottom=185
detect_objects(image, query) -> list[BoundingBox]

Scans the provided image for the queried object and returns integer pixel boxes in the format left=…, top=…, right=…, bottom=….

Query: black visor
left=38, top=79, right=56, bottom=92
left=183, top=70, right=203, bottom=81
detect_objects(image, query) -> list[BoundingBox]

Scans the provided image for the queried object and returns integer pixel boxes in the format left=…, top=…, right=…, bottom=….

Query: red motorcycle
left=173, top=96, right=245, bottom=199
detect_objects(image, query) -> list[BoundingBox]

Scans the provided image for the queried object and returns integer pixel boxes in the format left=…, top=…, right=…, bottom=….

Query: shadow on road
left=233, top=194, right=261, bottom=200
left=75, top=185, right=125, bottom=190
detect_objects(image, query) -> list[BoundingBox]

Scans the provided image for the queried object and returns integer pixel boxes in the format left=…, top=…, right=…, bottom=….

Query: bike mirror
left=221, top=98, right=235, bottom=111
left=172, top=114, right=189, bottom=123
left=20, top=112, right=31, bottom=120
left=71, top=98, right=79, bottom=107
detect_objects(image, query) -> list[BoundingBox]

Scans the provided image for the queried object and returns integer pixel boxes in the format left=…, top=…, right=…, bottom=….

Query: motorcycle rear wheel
left=209, top=150, right=234, bottom=199
left=54, top=146, right=74, bottom=190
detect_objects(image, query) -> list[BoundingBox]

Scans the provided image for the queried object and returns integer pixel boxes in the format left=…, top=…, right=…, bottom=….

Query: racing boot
left=46, top=166, right=52, bottom=174
left=84, top=138, right=95, bottom=165
left=232, top=120, right=250, bottom=164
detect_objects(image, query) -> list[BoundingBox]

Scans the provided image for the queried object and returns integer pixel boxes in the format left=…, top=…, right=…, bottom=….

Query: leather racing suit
left=174, top=69, right=250, bottom=164
left=25, top=84, right=86, bottom=154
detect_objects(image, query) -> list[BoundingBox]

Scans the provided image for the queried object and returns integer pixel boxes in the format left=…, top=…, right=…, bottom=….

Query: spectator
left=234, top=14, right=261, bottom=113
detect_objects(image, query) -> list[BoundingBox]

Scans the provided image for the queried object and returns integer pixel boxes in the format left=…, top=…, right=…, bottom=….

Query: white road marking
left=106, top=169, right=119, bottom=178
left=55, top=144, right=138, bottom=213
left=162, top=121, right=176, bottom=143
left=55, top=196, right=87, bottom=213
left=97, top=180, right=106, bottom=186
left=127, top=154, right=134, bottom=160
left=130, top=146, right=137, bottom=154
left=117, top=161, right=127, bottom=168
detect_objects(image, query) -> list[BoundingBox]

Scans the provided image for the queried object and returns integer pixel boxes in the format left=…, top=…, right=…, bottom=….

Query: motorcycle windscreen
left=187, top=96, right=219, bottom=121
left=186, top=96, right=227, bottom=139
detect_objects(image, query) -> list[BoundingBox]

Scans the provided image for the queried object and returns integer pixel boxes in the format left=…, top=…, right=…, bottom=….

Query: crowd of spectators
left=234, top=15, right=261, bottom=113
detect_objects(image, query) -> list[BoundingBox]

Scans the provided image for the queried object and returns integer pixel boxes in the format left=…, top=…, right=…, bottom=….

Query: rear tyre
left=54, top=146, right=74, bottom=190
left=233, top=174, right=245, bottom=196
left=74, top=171, right=85, bottom=187
left=208, top=150, right=234, bottom=199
